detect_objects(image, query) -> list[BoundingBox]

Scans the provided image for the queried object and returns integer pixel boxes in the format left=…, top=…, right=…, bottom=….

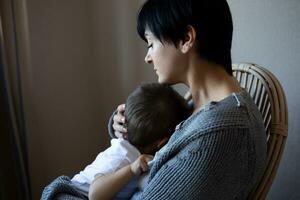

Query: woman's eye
left=147, top=44, right=153, bottom=49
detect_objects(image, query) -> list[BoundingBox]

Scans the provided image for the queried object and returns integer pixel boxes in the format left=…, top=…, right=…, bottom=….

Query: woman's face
left=144, top=30, right=186, bottom=84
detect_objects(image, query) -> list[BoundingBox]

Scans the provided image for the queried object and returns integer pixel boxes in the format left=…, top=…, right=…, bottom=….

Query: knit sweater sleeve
left=133, top=127, right=256, bottom=200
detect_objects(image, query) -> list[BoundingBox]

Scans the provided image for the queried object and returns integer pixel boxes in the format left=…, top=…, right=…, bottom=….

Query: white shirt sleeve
left=72, top=138, right=140, bottom=184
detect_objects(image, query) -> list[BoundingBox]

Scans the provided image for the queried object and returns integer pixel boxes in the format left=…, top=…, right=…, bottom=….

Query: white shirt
left=71, top=138, right=141, bottom=197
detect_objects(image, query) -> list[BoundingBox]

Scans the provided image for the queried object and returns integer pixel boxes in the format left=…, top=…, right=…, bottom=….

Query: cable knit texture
left=131, top=90, right=267, bottom=200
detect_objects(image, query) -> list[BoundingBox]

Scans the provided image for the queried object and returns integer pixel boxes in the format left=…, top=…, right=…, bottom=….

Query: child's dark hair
left=124, top=83, right=190, bottom=153
left=137, top=0, right=233, bottom=75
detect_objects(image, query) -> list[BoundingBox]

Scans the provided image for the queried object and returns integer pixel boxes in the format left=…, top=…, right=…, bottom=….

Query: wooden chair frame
left=233, top=63, right=288, bottom=199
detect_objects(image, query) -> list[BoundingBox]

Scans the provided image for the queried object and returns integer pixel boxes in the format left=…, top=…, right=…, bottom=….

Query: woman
left=91, top=0, right=267, bottom=199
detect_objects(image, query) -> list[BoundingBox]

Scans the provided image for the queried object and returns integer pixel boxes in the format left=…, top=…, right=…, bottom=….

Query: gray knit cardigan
left=108, top=90, right=267, bottom=200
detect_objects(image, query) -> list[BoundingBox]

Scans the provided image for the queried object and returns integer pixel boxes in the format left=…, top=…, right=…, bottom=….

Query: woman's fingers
left=112, top=123, right=127, bottom=134
left=117, top=104, right=126, bottom=113
left=112, top=104, right=127, bottom=138
left=113, top=113, right=125, bottom=124
left=114, top=131, right=123, bottom=138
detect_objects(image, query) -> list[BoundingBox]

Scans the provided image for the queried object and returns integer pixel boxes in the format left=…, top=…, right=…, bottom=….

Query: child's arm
left=89, top=154, right=153, bottom=200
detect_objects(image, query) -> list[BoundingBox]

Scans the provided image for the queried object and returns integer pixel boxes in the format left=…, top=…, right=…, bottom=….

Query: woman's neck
left=185, top=60, right=242, bottom=112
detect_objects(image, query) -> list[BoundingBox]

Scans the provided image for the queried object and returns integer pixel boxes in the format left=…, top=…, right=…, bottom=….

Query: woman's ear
left=180, top=25, right=197, bottom=54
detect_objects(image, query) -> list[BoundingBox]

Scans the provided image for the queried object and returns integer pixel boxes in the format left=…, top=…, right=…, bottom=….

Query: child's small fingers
left=141, top=162, right=149, bottom=172
left=136, top=166, right=141, bottom=175
left=141, top=165, right=147, bottom=172
left=143, top=155, right=154, bottom=162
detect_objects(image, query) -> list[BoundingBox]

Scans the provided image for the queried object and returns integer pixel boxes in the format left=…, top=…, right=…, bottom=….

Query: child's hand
left=130, top=154, right=154, bottom=176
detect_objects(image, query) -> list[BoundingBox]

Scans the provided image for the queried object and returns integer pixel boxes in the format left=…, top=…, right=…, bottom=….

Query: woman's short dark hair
left=137, top=0, right=233, bottom=75
left=124, top=83, right=190, bottom=151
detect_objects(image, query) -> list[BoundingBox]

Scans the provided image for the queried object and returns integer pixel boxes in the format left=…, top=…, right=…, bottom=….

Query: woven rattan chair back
left=184, top=63, right=288, bottom=199
left=233, top=63, right=288, bottom=199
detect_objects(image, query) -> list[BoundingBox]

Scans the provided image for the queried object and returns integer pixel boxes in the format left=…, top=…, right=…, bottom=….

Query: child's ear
left=157, top=137, right=169, bottom=149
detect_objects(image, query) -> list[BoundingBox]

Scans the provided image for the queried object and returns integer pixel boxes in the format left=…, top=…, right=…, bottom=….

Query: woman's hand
left=130, top=155, right=154, bottom=176
left=113, top=104, right=128, bottom=139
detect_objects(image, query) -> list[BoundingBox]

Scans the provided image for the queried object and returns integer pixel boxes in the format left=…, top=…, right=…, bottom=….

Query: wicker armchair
left=184, top=63, right=288, bottom=199
left=232, top=63, right=288, bottom=199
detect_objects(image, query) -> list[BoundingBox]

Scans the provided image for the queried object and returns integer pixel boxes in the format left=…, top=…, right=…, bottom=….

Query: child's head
left=124, top=83, right=190, bottom=154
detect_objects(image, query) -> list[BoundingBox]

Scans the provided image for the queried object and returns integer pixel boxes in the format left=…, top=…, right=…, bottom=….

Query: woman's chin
left=157, top=77, right=176, bottom=85
left=157, top=78, right=163, bottom=83
left=157, top=76, right=166, bottom=83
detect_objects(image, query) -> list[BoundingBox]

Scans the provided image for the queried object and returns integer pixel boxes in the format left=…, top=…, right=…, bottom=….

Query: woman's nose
left=144, top=53, right=152, bottom=64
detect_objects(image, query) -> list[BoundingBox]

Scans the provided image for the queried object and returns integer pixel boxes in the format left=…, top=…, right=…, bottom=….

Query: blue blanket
left=41, top=176, right=88, bottom=200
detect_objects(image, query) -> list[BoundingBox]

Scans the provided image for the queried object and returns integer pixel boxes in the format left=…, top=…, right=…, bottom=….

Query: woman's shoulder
left=171, top=90, right=265, bottom=142
left=186, top=91, right=255, bottom=129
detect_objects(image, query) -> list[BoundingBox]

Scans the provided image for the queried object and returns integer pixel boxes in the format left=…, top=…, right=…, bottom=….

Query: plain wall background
left=25, top=1, right=152, bottom=199
left=24, top=0, right=299, bottom=199
left=228, top=0, right=300, bottom=199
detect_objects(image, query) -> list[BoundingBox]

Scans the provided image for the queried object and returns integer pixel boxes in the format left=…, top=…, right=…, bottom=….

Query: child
left=71, top=83, right=190, bottom=199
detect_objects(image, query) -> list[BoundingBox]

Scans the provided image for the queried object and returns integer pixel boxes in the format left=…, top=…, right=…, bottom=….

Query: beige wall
left=25, top=0, right=154, bottom=199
